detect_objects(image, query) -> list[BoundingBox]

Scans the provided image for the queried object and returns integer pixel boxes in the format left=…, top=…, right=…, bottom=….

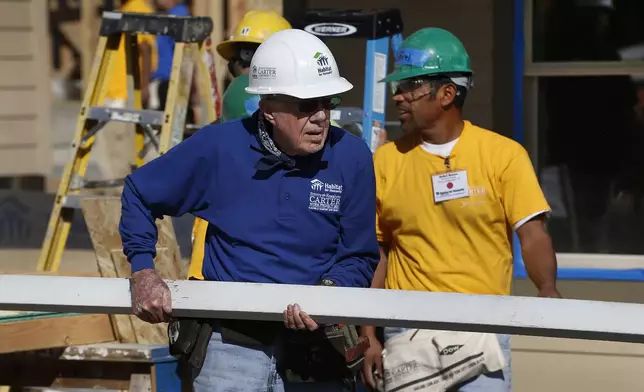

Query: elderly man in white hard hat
left=118, top=29, right=379, bottom=391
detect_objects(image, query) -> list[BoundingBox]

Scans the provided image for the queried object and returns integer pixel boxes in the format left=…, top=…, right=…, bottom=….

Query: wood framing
left=192, top=0, right=226, bottom=99
left=0, top=313, right=115, bottom=354
left=0, top=343, right=175, bottom=390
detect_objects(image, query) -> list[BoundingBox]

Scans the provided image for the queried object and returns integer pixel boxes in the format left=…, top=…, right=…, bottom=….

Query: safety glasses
left=390, top=77, right=431, bottom=95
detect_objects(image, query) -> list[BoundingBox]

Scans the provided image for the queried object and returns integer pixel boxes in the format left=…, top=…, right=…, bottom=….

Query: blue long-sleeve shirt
left=119, top=113, right=379, bottom=287
left=152, top=4, right=191, bottom=82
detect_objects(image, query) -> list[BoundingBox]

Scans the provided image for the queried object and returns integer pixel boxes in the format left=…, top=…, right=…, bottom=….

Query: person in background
left=94, top=0, right=157, bottom=183
left=216, top=10, right=292, bottom=79
left=152, top=0, right=198, bottom=124
left=360, top=27, right=561, bottom=392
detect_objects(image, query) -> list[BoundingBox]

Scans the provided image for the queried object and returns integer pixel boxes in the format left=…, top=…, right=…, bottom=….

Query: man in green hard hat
left=360, top=27, right=560, bottom=391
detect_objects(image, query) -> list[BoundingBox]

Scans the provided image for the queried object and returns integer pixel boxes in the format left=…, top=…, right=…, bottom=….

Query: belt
left=214, top=319, right=283, bottom=347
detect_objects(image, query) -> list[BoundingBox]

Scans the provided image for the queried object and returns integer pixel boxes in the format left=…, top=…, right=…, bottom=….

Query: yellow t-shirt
left=374, top=121, right=550, bottom=296
left=103, top=0, right=158, bottom=102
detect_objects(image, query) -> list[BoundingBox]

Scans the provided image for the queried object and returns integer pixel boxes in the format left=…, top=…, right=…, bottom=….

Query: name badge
left=432, top=170, right=469, bottom=203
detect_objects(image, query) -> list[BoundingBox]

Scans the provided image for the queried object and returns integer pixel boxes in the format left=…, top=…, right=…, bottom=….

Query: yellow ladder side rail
left=37, top=34, right=121, bottom=272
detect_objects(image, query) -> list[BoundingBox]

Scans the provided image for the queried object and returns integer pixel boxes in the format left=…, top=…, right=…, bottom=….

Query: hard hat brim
left=379, top=68, right=438, bottom=84
left=246, top=77, right=353, bottom=99
left=216, top=37, right=264, bottom=61
left=380, top=67, right=474, bottom=84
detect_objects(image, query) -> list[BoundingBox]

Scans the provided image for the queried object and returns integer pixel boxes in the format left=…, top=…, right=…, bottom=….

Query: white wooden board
left=1, top=275, right=644, bottom=343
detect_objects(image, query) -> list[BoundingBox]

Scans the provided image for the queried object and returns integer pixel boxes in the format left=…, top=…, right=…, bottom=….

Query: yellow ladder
left=37, top=11, right=217, bottom=272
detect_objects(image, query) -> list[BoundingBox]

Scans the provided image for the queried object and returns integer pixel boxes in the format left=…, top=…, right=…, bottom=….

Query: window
left=523, top=0, right=644, bottom=255
left=532, top=0, right=644, bottom=62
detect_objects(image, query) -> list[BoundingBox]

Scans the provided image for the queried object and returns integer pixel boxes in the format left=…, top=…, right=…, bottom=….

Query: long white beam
left=1, top=275, right=644, bottom=343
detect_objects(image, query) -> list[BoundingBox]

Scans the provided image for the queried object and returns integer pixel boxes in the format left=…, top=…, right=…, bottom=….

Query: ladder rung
left=87, top=107, right=165, bottom=126
left=100, top=12, right=213, bottom=43
left=62, top=195, right=83, bottom=209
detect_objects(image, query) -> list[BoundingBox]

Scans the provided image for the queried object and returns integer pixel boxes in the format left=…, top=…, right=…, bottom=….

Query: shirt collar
left=247, top=110, right=329, bottom=173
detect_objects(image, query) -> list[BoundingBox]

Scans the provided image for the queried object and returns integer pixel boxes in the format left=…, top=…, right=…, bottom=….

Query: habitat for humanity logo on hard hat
left=314, top=52, right=332, bottom=76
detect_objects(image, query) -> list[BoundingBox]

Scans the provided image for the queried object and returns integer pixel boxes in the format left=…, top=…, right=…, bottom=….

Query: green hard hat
left=380, top=28, right=472, bottom=84
left=222, top=74, right=260, bottom=122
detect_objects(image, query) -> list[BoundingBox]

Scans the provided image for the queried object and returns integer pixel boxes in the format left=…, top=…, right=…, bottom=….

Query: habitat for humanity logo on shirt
left=309, top=178, right=342, bottom=212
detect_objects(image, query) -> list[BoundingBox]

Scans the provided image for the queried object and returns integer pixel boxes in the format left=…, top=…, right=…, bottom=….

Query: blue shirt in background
left=119, top=112, right=380, bottom=288
left=152, top=4, right=191, bottom=82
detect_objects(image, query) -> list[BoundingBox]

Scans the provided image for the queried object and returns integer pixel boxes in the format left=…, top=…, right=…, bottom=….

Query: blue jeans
left=193, top=330, right=351, bottom=392
left=383, top=327, right=512, bottom=392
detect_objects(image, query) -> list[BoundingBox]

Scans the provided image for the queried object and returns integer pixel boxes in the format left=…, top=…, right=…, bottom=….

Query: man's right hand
left=130, top=268, right=172, bottom=324
left=361, top=333, right=384, bottom=390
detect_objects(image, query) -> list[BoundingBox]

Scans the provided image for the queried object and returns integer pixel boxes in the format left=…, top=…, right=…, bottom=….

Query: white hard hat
left=245, top=29, right=353, bottom=99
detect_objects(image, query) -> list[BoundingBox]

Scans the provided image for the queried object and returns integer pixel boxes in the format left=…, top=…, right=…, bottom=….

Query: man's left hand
left=283, top=303, right=319, bottom=331
left=538, top=286, right=562, bottom=298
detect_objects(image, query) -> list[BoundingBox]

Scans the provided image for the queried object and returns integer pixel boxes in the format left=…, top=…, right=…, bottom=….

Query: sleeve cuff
left=513, top=209, right=551, bottom=231
left=130, top=253, right=156, bottom=273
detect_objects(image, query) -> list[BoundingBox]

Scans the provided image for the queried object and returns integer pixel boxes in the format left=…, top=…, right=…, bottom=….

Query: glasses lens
left=297, top=96, right=342, bottom=112
left=391, top=78, right=426, bottom=94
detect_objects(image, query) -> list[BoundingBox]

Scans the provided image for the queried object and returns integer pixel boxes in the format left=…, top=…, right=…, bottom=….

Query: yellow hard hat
left=216, top=10, right=292, bottom=61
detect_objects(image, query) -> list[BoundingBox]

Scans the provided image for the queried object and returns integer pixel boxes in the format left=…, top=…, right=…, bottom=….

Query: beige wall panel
left=0, top=90, right=36, bottom=117
left=0, top=145, right=40, bottom=175
left=512, top=278, right=644, bottom=391
left=0, top=32, right=35, bottom=57
left=0, top=60, right=35, bottom=86
left=0, top=118, right=39, bottom=145
left=0, top=1, right=31, bottom=28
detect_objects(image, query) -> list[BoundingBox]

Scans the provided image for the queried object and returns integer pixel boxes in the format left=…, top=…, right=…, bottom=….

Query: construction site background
left=2, top=1, right=644, bottom=391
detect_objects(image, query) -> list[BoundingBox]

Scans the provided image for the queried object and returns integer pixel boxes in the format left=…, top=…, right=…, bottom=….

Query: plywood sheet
left=80, top=196, right=185, bottom=345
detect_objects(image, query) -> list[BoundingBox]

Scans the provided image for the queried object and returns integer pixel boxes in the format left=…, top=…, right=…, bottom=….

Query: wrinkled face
left=259, top=95, right=341, bottom=156
left=391, top=77, right=458, bottom=133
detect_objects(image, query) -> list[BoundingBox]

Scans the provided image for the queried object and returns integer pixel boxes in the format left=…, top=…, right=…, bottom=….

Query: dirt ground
left=0, top=249, right=188, bottom=275
left=0, top=249, right=99, bottom=274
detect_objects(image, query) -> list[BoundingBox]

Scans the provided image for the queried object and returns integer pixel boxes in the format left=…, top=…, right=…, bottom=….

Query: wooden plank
left=192, top=0, right=225, bottom=99
left=51, top=377, right=130, bottom=390
left=0, top=350, right=150, bottom=387
left=0, top=313, right=116, bottom=353
left=5, top=275, right=644, bottom=343
left=61, top=343, right=171, bottom=363
left=129, top=374, right=152, bottom=392
left=80, top=196, right=185, bottom=345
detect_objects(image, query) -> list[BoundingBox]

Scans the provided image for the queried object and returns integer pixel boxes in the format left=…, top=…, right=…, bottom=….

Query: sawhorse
left=0, top=343, right=182, bottom=392
left=294, top=9, right=404, bottom=152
